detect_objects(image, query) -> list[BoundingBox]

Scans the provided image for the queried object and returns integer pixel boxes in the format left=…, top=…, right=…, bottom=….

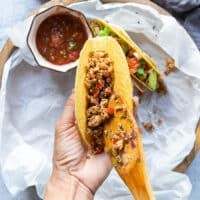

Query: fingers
left=57, top=92, right=75, bottom=129
left=132, top=96, right=139, bottom=115
left=71, top=152, right=113, bottom=194
left=133, top=96, right=139, bottom=109
left=96, top=152, right=112, bottom=172
left=89, top=152, right=112, bottom=192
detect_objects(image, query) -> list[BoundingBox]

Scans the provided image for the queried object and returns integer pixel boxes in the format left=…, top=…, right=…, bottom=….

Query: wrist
left=44, top=169, right=93, bottom=200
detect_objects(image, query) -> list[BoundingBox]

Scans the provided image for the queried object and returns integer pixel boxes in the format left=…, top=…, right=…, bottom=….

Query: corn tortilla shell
left=75, top=36, right=133, bottom=148
left=75, top=36, right=154, bottom=199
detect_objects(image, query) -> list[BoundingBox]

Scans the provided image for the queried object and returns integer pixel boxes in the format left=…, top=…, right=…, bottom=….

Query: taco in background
left=75, top=36, right=154, bottom=200
left=89, top=18, right=166, bottom=93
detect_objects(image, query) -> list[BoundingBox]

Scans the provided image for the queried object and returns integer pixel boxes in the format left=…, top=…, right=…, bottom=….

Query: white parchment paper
left=0, top=0, right=200, bottom=199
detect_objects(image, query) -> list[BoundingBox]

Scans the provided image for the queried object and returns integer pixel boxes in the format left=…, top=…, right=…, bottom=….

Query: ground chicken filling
left=104, top=95, right=137, bottom=167
left=85, top=50, right=114, bottom=154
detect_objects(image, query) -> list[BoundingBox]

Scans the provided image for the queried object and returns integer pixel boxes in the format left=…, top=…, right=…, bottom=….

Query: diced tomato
left=107, top=107, right=114, bottom=115
left=92, top=81, right=104, bottom=97
left=68, top=51, right=79, bottom=62
left=56, top=58, right=67, bottom=65
left=113, top=137, right=119, bottom=144
left=137, top=90, right=143, bottom=96
left=50, top=34, right=64, bottom=48
left=127, top=57, right=140, bottom=74
left=97, top=80, right=104, bottom=90
left=103, top=71, right=110, bottom=77
left=93, top=87, right=100, bottom=98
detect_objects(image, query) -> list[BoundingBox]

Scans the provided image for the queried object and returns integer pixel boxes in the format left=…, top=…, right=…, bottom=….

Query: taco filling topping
left=89, top=20, right=161, bottom=91
left=85, top=50, right=136, bottom=166
left=85, top=50, right=114, bottom=154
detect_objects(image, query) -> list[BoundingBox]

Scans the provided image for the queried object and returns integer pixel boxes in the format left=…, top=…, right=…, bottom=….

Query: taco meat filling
left=165, top=58, right=176, bottom=75
left=85, top=51, right=114, bottom=154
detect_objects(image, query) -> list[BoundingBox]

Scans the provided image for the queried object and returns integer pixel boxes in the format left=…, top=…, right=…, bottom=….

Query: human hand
left=45, top=92, right=139, bottom=200
left=44, top=92, right=112, bottom=200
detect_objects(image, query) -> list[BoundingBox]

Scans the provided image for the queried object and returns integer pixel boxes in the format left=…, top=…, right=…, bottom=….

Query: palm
left=54, top=94, right=112, bottom=193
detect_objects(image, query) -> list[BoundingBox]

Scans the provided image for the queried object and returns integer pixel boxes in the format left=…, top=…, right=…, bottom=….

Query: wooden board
left=0, top=0, right=199, bottom=173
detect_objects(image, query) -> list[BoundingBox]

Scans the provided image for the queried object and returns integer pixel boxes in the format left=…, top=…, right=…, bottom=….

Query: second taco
left=89, top=19, right=166, bottom=93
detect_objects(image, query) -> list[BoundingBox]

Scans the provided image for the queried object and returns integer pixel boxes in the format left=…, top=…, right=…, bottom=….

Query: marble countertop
left=0, top=1, right=199, bottom=199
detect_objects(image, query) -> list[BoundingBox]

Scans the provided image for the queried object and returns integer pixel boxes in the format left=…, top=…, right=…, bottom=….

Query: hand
left=52, top=92, right=112, bottom=193
left=45, top=92, right=139, bottom=200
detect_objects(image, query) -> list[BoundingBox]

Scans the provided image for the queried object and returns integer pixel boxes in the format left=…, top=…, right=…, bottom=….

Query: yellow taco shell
left=75, top=36, right=154, bottom=199
left=75, top=36, right=132, bottom=148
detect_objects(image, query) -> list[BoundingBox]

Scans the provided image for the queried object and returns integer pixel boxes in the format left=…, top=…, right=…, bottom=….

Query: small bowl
left=27, top=5, right=92, bottom=72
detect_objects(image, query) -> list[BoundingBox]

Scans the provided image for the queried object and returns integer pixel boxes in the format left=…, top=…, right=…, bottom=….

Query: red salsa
left=36, top=14, right=88, bottom=65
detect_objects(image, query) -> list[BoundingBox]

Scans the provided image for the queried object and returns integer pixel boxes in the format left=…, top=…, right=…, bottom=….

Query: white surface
left=0, top=1, right=47, bottom=199
left=1, top=0, right=199, bottom=199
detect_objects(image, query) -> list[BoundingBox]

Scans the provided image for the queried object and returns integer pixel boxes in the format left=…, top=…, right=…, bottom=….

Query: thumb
left=58, top=92, right=75, bottom=128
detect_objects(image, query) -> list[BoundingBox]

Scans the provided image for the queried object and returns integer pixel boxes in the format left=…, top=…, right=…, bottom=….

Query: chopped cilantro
left=113, top=160, right=119, bottom=167
left=136, top=67, right=147, bottom=81
left=68, top=41, right=77, bottom=50
left=136, top=67, right=144, bottom=75
left=140, top=59, right=146, bottom=67
left=108, top=148, right=113, bottom=157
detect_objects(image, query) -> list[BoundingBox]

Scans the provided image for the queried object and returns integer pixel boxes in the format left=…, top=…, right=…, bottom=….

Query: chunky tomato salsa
left=36, top=14, right=88, bottom=65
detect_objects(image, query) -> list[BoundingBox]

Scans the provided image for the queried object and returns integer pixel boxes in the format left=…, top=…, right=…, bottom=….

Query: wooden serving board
left=0, top=0, right=199, bottom=173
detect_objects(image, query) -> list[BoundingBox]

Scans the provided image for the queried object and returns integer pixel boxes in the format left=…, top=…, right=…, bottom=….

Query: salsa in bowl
left=27, top=6, right=92, bottom=72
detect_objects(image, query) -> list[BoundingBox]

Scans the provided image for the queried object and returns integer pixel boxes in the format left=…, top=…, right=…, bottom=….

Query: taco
left=89, top=18, right=166, bottom=93
left=75, top=36, right=154, bottom=199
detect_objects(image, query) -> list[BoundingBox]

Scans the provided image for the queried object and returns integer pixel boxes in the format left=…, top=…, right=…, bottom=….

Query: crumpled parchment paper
left=0, top=0, right=200, bottom=199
